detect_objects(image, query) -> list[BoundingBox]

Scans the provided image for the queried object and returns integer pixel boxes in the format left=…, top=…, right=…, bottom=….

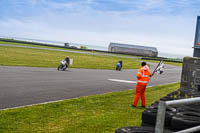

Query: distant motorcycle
left=116, top=63, right=121, bottom=71
left=57, top=60, right=69, bottom=71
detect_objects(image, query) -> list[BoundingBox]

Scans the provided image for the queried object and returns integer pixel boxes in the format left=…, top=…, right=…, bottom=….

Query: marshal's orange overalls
left=132, top=65, right=152, bottom=107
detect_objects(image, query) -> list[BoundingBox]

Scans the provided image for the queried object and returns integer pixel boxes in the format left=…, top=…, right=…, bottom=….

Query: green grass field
left=0, top=45, right=141, bottom=69
left=142, top=59, right=182, bottom=67
left=0, top=83, right=180, bottom=133
left=0, top=40, right=182, bottom=69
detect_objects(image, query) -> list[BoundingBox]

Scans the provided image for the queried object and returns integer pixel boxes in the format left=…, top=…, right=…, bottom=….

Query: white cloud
left=0, top=0, right=198, bottom=57
left=0, top=14, right=195, bottom=57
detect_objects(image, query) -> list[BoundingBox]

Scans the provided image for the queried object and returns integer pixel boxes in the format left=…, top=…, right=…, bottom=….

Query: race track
left=0, top=63, right=181, bottom=109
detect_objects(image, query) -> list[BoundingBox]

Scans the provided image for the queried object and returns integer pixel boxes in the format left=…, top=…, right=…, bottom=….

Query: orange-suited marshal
left=132, top=62, right=152, bottom=107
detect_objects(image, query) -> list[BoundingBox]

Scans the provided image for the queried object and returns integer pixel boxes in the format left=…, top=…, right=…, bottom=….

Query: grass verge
left=0, top=40, right=182, bottom=67
left=0, top=46, right=141, bottom=69
left=0, top=83, right=180, bottom=133
left=143, top=59, right=182, bottom=67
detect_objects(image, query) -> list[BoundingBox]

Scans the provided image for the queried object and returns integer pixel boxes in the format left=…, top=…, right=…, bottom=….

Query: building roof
left=109, top=42, right=158, bottom=52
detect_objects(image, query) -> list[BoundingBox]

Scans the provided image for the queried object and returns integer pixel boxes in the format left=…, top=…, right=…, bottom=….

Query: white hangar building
left=108, top=42, right=158, bottom=57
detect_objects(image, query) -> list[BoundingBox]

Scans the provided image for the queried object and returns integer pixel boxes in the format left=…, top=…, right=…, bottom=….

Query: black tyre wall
left=171, top=112, right=200, bottom=131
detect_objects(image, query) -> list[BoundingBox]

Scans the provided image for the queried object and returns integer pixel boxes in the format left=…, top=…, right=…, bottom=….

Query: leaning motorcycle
left=57, top=60, right=68, bottom=71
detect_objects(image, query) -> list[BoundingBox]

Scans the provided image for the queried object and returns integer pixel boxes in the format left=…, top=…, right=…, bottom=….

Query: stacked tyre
left=171, top=103, right=200, bottom=131
left=115, top=126, right=172, bottom=133
left=115, top=126, right=154, bottom=133
left=141, top=102, right=176, bottom=129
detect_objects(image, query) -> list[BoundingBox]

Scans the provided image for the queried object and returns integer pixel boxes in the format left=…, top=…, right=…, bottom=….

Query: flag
left=155, top=61, right=164, bottom=75
left=152, top=61, right=164, bottom=76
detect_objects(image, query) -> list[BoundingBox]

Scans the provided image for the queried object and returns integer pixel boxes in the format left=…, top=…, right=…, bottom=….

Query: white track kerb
left=108, top=79, right=137, bottom=83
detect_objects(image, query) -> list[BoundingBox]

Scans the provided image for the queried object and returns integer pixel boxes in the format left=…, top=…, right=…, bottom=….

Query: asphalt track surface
left=0, top=63, right=181, bottom=109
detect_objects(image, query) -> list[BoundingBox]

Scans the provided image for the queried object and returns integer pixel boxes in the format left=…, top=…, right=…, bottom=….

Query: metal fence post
left=155, top=101, right=166, bottom=133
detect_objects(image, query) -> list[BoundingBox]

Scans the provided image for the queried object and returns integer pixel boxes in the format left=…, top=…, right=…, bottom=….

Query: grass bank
left=0, top=83, right=180, bottom=133
left=142, top=59, right=182, bottom=67
left=0, top=41, right=182, bottom=68
left=0, top=46, right=141, bottom=69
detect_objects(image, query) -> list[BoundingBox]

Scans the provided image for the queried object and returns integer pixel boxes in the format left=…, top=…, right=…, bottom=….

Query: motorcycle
left=57, top=60, right=69, bottom=71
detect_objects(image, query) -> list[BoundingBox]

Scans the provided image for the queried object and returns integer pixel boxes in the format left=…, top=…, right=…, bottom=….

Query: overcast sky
left=0, top=0, right=200, bottom=57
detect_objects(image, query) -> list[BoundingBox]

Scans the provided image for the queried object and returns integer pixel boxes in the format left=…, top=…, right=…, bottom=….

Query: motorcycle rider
left=65, top=56, right=70, bottom=67
left=116, top=60, right=123, bottom=71
left=119, top=60, right=123, bottom=71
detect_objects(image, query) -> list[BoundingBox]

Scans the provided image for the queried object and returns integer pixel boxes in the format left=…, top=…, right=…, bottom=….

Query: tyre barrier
left=161, top=95, right=176, bottom=101
left=142, top=89, right=200, bottom=131
left=147, top=102, right=159, bottom=109
left=177, top=103, right=200, bottom=113
left=179, top=89, right=200, bottom=97
left=142, top=108, right=176, bottom=127
left=115, top=126, right=154, bottom=133
left=166, top=90, right=179, bottom=97
left=160, top=89, right=200, bottom=101
left=115, top=126, right=173, bottom=133
left=147, top=103, right=176, bottom=112
left=171, top=112, right=200, bottom=131
left=141, top=122, right=154, bottom=127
